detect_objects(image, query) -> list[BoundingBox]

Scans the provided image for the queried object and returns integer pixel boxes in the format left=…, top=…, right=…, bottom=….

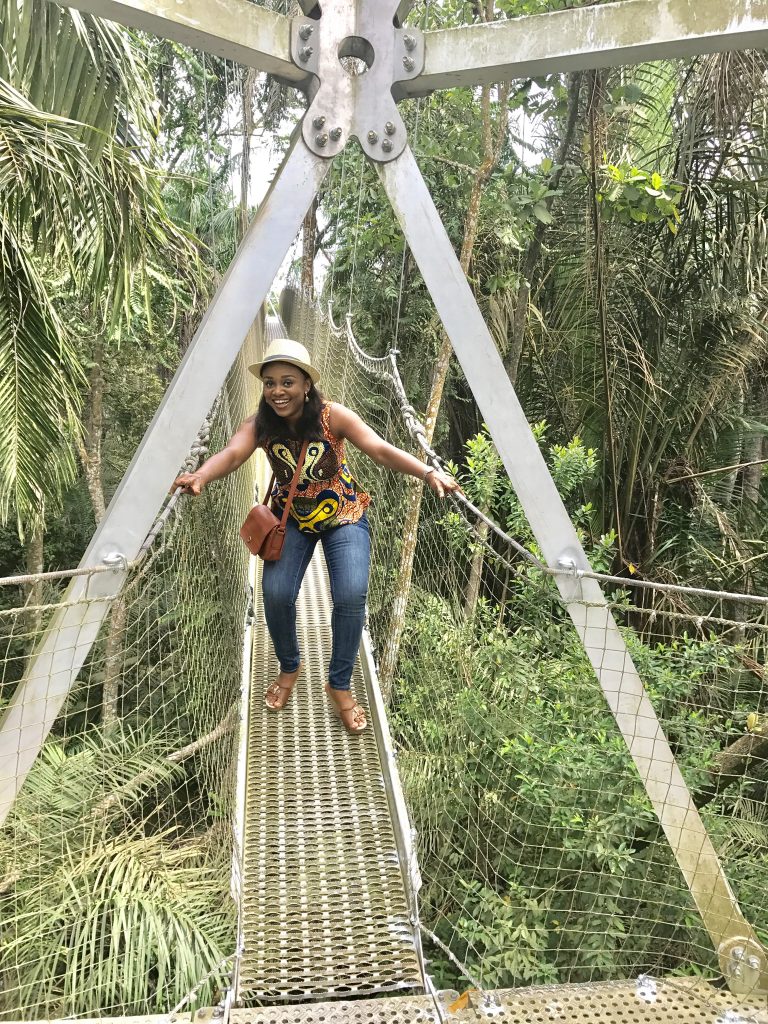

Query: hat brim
left=248, top=355, right=320, bottom=384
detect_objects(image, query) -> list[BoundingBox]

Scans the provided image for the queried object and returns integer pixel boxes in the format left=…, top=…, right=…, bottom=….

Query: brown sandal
left=265, top=666, right=301, bottom=711
left=325, top=683, right=367, bottom=734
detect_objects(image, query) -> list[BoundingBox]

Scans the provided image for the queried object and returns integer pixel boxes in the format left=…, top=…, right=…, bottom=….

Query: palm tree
left=0, top=0, right=197, bottom=535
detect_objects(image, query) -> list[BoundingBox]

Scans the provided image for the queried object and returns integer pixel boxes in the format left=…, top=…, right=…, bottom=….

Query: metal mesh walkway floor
left=230, top=979, right=768, bottom=1023
left=238, top=551, right=423, bottom=1004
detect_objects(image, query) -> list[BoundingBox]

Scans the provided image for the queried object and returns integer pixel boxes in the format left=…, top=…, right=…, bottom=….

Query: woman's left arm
left=330, top=404, right=462, bottom=499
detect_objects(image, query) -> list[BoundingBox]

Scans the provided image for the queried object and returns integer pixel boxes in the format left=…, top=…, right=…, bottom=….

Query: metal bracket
left=719, top=937, right=768, bottom=997
left=291, top=0, right=423, bottom=162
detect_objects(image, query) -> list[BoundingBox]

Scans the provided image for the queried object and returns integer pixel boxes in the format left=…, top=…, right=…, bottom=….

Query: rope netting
left=0, top=339, right=260, bottom=1019
left=292, top=294, right=768, bottom=998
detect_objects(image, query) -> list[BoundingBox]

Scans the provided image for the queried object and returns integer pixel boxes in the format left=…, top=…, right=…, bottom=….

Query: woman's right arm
left=172, top=416, right=259, bottom=496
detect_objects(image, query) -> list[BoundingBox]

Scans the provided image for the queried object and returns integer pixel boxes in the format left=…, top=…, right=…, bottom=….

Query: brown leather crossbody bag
left=239, top=440, right=309, bottom=560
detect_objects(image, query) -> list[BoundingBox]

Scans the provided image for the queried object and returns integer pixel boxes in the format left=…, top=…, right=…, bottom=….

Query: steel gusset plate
left=290, top=0, right=423, bottom=162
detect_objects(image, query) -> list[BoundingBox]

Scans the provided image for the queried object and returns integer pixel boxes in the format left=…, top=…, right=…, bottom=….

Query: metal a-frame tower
left=2, top=0, right=768, bottom=1002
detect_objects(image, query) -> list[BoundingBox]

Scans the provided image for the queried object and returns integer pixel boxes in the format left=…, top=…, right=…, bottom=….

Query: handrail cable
left=333, top=310, right=768, bottom=611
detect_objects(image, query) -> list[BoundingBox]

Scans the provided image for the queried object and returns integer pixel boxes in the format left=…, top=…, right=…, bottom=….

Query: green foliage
left=0, top=2, right=199, bottom=534
left=391, top=573, right=760, bottom=987
left=599, top=163, right=683, bottom=233
left=0, top=732, right=233, bottom=1016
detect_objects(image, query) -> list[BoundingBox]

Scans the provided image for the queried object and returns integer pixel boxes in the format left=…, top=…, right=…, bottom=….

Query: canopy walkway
left=239, top=552, right=422, bottom=1003
left=3, top=302, right=768, bottom=1024
left=3, top=0, right=768, bottom=1019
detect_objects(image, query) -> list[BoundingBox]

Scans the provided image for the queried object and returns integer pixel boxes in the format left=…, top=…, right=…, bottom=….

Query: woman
left=173, top=338, right=460, bottom=735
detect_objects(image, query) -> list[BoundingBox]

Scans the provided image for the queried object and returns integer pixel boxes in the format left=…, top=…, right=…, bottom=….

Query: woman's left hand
left=425, top=468, right=463, bottom=499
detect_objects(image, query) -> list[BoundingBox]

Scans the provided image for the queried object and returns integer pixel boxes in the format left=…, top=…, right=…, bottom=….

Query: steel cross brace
left=5, top=0, right=768, bottom=997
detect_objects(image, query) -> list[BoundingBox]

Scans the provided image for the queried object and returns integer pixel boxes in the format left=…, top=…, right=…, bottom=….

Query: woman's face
left=261, top=361, right=309, bottom=424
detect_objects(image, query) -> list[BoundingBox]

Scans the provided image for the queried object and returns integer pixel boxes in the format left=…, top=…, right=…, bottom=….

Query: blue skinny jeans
left=261, top=513, right=370, bottom=691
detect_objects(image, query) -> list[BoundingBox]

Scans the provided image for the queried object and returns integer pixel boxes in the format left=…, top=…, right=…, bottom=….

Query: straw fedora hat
left=248, top=338, right=320, bottom=384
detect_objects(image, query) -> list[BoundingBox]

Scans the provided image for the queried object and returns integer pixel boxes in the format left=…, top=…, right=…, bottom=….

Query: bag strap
left=262, top=440, right=310, bottom=529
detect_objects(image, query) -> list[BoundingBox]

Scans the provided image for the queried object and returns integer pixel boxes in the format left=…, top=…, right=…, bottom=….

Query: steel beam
left=377, top=146, right=768, bottom=995
left=0, top=131, right=330, bottom=828
left=404, top=0, right=768, bottom=95
left=49, top=0, right=303, bottom=83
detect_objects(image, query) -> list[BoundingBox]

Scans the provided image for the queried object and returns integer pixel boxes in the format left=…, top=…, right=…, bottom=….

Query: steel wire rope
left=335, top=314, right=768, bottom=610
left=314, top=97, right=768, bottom=1001
left=324, top=300, right=768, bottom=999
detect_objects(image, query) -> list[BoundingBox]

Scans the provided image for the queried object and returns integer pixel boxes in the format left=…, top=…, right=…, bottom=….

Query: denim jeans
left=261, top=513, right=370, bottom=691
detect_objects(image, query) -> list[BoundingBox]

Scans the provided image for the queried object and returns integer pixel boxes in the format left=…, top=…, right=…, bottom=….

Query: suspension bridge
left=2, top=0, right=768, bottom=1021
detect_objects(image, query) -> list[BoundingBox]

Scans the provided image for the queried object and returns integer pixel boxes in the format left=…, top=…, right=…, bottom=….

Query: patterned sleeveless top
left=262, top=402, right=371, bottom=534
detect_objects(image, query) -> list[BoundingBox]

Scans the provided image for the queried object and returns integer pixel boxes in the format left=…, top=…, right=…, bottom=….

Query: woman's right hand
left=172, top=472, right=207, bottom=496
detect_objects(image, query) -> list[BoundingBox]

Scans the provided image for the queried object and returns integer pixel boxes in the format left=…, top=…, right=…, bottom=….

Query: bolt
left=402, top=55, right=415, bottom=72
left=748, top=955, right=761, bottom=970
left=382, top=138, right=393, bottom=153
left=329, top=126, right=342, bottom=141
left=732, top=965, right=743, bottom=979
left=299, top=45, right=313, bottom=62
left=367, top=130, right=378, bottom=144
left=102, top=551, right=127, bottom=570
left=385, top=121, right=396, bottom=135
left=404, top=33, right=417, bottom=51
left=312, top=115, right=326, bottom=129
left=315, top=133, right=328, bottom=147
left=299, top=23, right=313, bottom=40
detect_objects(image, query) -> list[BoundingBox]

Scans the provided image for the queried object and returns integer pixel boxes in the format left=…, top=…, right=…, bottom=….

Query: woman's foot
left=325, top=683, right=367, bottom=734
left=265, top=665, right=301, bottom=710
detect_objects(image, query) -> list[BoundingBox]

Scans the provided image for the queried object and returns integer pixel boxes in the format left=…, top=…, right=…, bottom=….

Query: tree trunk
left=379, top=41, right=509, bottom=692
left=302, top=198, right=319, bottom=297
left=741, top=383, right=767, bottom=508
left=464, top=520, right=490, bottom=616
left=102, top=595, right=127, bottom=734
left=76, top=335, right=125, bottom=732
left=377, top=475, right=424, bottom=694
left=504, top=72, right=582, bottom=385
left=239, top=68, right=257, bottom=239
left=23, top=524, right=44, bottom=637
left=586, top=70, right=624, bottom=562
left=78, top=337, right=107, bottom=524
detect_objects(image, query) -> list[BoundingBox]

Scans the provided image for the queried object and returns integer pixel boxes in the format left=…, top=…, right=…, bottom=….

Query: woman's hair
left=254, top=371, right=325, bottom=442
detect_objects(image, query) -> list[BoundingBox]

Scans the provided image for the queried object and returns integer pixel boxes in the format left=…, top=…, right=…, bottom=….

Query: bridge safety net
left=292, top=293, right=768, bottom=1003
left=2, top=292, right=768, bottom=1022
left=0, top=339, right=259, bottom=1019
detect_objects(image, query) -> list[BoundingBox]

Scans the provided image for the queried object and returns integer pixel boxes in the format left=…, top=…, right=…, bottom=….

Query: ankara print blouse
left=262, top=402, right=371, bottom=533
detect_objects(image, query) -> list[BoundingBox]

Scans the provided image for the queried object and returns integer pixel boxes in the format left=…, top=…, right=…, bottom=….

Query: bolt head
left=315, top=133, right=328, bottom=147
left=367, top=130, right=378, bottom=144
left=329, top=126, right=342, bottom=141
left=299, top=23, right=313, bottom=40
left=382, top=139, right=393, bottom=153
left=747, top=955, right=761, bottom=970
left=402, top=55, right=415, bottom=72
left=313, top=115, right=326, bottom=129
left=299, top=45, right=313, bottom=62
left=404, top=33, right=416, bottom=51
left=385, top=121, right=396, bottom=135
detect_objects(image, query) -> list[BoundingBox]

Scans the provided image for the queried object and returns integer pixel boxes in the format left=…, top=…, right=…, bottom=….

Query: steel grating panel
left=485, top=979, right=768, bottom=1024
left=239, top=551, right=423, bottom=1003
left=229, top=979, right=768, bottom=1024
